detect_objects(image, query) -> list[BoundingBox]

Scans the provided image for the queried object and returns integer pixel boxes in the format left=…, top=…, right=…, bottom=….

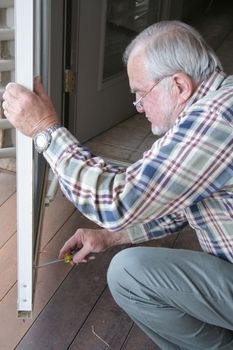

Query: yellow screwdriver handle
left=64, top=253, right=73, bottom=263
left=64, top=248, right=79, bottom=263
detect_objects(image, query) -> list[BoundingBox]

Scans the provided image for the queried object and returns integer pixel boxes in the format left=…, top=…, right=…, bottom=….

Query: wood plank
left=68, top=235, right=178, bottom=349
left=0, top=210, right=93, bottom=350
left=0, top=189, right=74, bottom=306
left=69, top=288, right=133, bottom=350
left=172, top=227, right=201, bottom=251
left=16, top=233, right=179, bottom=349
left=0, top=226, right=192, bottom=350
left=0, top=193, right=16, bottom=248
left=16, top=247, right=121, bottom=350
left=138, top=233, right=179, bottom=249
left=0, top=233, right=16, bottom=301
left=0, top=171, right=16, bottom=205
left=122, top=324, right=160, bottom=350
left=40, top=188, right=75, bottom=248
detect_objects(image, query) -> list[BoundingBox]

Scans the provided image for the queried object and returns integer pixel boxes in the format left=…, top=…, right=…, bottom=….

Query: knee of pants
left=107, top=247, right=131, bottom=291
left=107, top=247, right=148, bottom=307
left=107, top=246, right=186, bottom=307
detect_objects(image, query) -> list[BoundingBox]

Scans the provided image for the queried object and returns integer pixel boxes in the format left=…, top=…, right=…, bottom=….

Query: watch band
left=44, top=124, right=61, bottom=135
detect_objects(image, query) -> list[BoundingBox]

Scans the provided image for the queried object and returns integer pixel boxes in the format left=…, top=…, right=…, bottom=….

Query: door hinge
left=64, top=69, right=76, bottom=93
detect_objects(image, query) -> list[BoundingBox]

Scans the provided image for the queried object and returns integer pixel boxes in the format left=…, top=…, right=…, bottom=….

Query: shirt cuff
left=43, top=127, right=79, bottom=167
left=126, top=224, right=150, bottom=244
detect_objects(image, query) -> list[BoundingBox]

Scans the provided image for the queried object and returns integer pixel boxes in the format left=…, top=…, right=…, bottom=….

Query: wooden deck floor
left=0, top=169, right=201, bottom=350
left=1, top=2, right=233, bottom=349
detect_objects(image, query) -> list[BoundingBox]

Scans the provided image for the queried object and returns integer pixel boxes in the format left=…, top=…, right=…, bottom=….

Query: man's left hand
left=2, top=77, right=59, bottom=138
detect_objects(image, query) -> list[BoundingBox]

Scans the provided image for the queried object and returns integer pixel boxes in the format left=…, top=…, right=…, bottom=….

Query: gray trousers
left=107, top=247, right=233, bottom=350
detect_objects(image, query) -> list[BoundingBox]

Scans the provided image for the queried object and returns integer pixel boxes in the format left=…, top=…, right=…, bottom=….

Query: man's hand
left=59, top=228, right=131, bottom=264
left=2, top=77, right=59, bottom=138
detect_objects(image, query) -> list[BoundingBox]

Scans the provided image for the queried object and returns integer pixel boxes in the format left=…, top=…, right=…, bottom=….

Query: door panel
left=69, top=0, right=178, bottom=143
left=70, top=0, right=135, bottom=142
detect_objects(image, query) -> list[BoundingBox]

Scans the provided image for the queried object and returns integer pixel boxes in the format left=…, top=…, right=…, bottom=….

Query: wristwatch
left=34, top=124, right=61, bottom=153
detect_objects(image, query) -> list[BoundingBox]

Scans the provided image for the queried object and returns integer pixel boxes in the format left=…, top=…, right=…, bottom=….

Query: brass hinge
left=64, top=69, right=76, bottom=93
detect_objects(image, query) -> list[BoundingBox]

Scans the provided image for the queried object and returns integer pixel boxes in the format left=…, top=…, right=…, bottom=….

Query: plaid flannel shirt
left=44, top=70, right=233, bottom=262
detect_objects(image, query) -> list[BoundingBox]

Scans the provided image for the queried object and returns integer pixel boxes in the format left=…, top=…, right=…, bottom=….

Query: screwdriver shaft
left=34, top=250, right=77, bottom=269
left=34, top=259, right=64, bottom=268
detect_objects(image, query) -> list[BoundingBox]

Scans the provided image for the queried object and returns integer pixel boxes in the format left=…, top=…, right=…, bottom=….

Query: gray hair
left=123, top=20, right=222, bottom=83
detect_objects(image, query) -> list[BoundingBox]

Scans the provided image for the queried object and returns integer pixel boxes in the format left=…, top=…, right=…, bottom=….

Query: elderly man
left=3, top=21, right=233, bottom=349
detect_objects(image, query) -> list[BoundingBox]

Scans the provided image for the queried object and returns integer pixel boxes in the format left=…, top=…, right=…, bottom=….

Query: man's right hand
left=2, top=77, right=59, bottom=138
left=59, top=227, right=131, bottom=264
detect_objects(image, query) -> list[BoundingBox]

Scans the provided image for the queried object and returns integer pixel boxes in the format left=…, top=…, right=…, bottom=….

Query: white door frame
left=15, top=0, right=34, bottom=318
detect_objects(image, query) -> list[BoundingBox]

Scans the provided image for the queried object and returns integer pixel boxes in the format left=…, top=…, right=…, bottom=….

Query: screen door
left=16, top=0, right=64, bottom=318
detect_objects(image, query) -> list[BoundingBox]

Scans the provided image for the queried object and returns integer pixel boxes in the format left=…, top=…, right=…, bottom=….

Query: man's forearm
left=105, top=229, right=132, bottom=247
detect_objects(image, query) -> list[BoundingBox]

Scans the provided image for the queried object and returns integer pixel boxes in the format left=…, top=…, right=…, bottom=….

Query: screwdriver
left=34, top=250, right=78, bottom=269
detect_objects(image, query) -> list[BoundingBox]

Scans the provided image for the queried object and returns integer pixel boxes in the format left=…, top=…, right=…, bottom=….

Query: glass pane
left=103, top=0, right=158, bottom=80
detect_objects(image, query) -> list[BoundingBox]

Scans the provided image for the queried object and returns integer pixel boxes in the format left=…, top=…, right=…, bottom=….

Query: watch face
left=34, top=131, right=51, bottom=152
left=34, top=125, right=60, bottom=153
left=36, top=133, right=47, bottom=149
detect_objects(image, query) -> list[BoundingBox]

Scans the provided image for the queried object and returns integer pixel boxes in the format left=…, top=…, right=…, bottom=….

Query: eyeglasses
left=133, top=76, right=166, bottom=110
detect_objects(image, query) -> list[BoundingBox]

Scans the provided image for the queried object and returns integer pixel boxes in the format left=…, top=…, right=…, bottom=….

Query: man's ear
left=172, top=73, right=196, bottom=103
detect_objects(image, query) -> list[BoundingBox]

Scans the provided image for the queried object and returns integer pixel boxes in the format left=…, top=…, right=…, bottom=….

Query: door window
left=103, top=0, right=160, bottom=80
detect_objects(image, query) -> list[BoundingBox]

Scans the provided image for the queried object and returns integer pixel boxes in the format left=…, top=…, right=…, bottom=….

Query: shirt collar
left=181, top=68, right=227, bottom=115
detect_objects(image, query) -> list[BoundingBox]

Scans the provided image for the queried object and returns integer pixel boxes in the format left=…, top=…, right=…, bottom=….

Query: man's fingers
left=4, top=79, right=47, bottom=102
left=2, top=100, right=7, bottom=111
left=2, top=100, right=13, bottom=118
left=59, top=234, right=79, bottom=259
left=72, top=244, right=93, bottom=264
left=2, top=90, right=17, bottom=105
left=5, top=82, right=29, bottom=98
left=2, top=107, right=10, bottom=120
left=34, top=76, right=47, bottom=97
